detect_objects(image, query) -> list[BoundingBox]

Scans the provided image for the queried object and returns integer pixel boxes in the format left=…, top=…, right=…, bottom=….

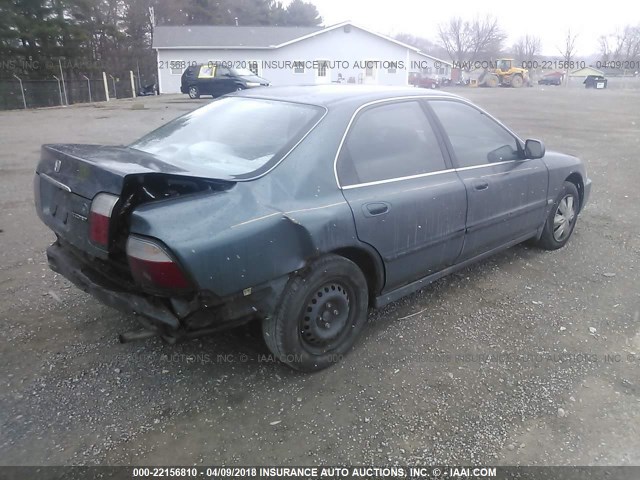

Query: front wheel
left=188, top=86, right=200, bottom=99
left=485, top=75, right=499, bottom=88
left=511, top=74, right=524, bottom=88
left=262, top=255, right=369, bottom=372
left=535, top=181, right=580, bottom=250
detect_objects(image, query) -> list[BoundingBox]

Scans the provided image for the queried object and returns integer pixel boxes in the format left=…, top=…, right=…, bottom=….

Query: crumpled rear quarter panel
left=128, top=109, right=364, bottom=298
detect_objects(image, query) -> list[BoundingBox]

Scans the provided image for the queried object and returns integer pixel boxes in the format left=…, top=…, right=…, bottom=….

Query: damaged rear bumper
left=47, top=242, right=182, bottom=329
left=46, top=242, right=289, bottom=337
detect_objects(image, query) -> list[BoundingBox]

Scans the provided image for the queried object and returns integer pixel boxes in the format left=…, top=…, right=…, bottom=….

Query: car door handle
left=473, top=180, right=489, bottom=191
left=364, top=202, right=390, bottom=216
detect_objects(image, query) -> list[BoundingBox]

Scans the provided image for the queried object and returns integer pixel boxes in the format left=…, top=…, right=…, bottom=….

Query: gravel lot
left=0, top=87, right=638, bottom=466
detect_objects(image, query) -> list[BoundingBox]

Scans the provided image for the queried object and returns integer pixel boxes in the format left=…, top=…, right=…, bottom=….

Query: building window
left=247, top=60, right=259, bottom=75
left=388, top=66, right=397, bottom=74
left=293, top=61, right=305, bottom=74
left=169, top=60, right=185, bottom=75
left=438, top=67, right=446, bottom=75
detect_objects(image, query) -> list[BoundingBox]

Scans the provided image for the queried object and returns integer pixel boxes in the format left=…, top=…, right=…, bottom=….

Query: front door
left=428, top=99, right=549, bottom=260
left=213, top=66, right=236, bottom=96
left=337, top=100, right=467, bottom=291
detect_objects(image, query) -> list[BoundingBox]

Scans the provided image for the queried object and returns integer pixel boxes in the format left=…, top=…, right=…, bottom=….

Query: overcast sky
left=299, top=0, right=640, bottom=56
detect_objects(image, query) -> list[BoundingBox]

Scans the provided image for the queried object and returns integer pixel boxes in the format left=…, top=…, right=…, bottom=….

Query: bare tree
left=599, top=25, right=640, bottom=63
left=438, top=17, right=473, bottom=65
left=513, top=34, right=541, bottom=63
left=470, top=15, right=506, bottom=60
left=395, top=33, right=449, bottom=59
left=558, top=28, right=578, bottom=64
left=438, top=15, right=506, bottom=66
left=557, top=29, right=578, bottom=86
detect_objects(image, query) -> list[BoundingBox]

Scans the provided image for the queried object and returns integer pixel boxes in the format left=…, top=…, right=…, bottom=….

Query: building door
left=315, top=60, right=331, bottom=84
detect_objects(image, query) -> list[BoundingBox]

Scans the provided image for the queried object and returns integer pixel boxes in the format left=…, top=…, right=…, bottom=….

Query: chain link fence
left=0, top=71, right=144, bottom=111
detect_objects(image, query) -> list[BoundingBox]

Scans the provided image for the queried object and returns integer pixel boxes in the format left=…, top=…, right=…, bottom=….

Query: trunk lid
left=35, top=144, right=234, bottom=259
left=36, top=144, right=234, bottom=198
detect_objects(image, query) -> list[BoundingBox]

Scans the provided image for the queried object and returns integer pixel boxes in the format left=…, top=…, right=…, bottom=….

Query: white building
left=153, top=21, right=451, bottom=94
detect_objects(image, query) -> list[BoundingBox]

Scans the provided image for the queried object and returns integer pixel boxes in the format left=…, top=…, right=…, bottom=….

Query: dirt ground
left=0, top=86, right=638, bottom=466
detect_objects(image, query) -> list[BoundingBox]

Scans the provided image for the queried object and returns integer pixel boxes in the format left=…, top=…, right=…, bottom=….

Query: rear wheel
left=188, top=86, right=200, bottom=99
left=262, top=255, right=369, bottom=372
left=535, top=181, right=580, bottom=250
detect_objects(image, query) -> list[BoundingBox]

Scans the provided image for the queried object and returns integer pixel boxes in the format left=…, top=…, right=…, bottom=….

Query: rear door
left=196, top=64, right=216, bottom=95
left=428, top=99, right=548, bottom=260
left=337, top=100, right=467, bottom=292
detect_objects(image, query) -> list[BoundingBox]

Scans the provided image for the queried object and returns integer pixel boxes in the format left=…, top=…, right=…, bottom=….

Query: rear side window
left=429, top=100, right=522, bottom=168
left=337, top=101, right=446, bottom=186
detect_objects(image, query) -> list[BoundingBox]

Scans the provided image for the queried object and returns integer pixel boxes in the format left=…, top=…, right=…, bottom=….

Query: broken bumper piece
left=46, top=242, right=181, bottom=329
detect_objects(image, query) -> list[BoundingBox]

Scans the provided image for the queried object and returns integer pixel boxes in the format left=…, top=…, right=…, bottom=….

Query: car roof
left=235, top=85, right=462, bottom=108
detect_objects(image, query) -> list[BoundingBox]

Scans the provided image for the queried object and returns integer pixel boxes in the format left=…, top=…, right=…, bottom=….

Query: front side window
left=230, top=67, right=254, bottom=76
left=131, top=98, right=324, bottom=179
left=215, top=66, right=231, bottom=77
left=337, top=101, right=446, bottom=186
left=429, top=100, right=522, bottom=168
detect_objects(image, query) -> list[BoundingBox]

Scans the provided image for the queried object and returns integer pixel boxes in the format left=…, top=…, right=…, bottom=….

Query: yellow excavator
left=478, top=59, right=530, bottom=88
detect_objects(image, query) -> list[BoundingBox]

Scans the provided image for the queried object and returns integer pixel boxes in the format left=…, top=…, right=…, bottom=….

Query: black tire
left=262, top=255, right=369, bottom=372
left=535, top=181, right=580, bottom=250
left=485, top=75, right=499, bottom=88
left=188, top=86, right=200, bottom=99
left=511, top=74, right=523, bottom=88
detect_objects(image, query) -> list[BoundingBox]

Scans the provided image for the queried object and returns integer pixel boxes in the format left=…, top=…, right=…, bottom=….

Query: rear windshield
left=130, top=97, right=324, bottom=179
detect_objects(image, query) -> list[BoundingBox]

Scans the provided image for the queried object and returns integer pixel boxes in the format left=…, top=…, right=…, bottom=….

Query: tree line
left=398, top=15, right=640, bottom=71
left=0, top=0, right=322, bottom=81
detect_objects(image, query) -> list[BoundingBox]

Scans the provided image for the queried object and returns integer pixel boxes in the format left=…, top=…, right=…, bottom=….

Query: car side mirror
left=524, top=139, right=545, bottom=159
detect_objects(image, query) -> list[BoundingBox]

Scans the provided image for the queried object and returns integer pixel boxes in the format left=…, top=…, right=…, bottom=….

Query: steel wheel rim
left=189, top=87, right=197, bottom=97
left=300, top=281, right=352, bottom=353
left=553, top=194, right=576, bottom=241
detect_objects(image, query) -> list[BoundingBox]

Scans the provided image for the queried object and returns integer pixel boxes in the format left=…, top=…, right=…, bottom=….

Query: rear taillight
left=89, top=193, right=118, bottom=248
left=126, top=236, right=192, bottom=290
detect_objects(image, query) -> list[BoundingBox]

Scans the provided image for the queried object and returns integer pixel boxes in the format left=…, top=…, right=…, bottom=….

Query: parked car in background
left=138, top=82, right=158, bottom=96
left=34, top=86, right=591, bottom=372
left=538, top=72, right=564, bottom=86
left=409, top=72, right=440, bottom=89
left=181, top=63, right=270, bottom=98
left=584, top=75, right=607, bottom=89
